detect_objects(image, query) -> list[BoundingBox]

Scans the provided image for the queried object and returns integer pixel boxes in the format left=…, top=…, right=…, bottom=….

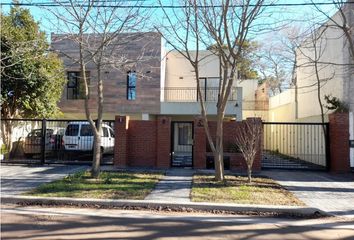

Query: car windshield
left=65, top=124, right=79, bottom=136
left=80, top=125, right=94, bottom=136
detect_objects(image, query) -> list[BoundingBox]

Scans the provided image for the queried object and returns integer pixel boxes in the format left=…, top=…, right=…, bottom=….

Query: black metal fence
left=162, top=87, right=238, bottom=102
left=1, top=119, right=115, bottom=165
left=262, top=122, right=329, bottom=170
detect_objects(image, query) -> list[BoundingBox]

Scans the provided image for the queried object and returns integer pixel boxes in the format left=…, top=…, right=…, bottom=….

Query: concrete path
left=0, top=164, right=87, bottom=195
left=145, top=169, right=194, bottom=203
left=263, top=170, right=354, bottom=218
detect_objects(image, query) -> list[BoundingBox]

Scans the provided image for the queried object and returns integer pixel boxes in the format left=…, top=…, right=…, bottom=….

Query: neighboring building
left=268, top=3, right=354, bottom=123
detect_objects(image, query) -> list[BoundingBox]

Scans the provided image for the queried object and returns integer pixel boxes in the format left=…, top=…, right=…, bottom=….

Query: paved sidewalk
left=1, top=165, right=87, bottom=195
left=145, top=169, right=194, bottom=203
left=263, top=170, right=354, bottom=218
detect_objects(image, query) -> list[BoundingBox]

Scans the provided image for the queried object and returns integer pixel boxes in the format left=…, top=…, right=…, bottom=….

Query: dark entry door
left=171, top=122, right=193, bottom=167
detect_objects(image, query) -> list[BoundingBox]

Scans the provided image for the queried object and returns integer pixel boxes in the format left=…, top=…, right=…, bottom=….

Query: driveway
left=263, top=170, right=354, bottom=218
left=0, top=165, right=87, bottom=195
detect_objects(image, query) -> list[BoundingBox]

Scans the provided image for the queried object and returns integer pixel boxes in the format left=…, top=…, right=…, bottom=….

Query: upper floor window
left=67, top=71, right=89, bottom=99
left=127, top=71, right=137, bottom=100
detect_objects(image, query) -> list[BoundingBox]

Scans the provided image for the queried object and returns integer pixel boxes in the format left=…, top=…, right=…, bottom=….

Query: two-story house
left=47, top=32, right=271, bottom=168
left=53, top=32, right=267, bottom=121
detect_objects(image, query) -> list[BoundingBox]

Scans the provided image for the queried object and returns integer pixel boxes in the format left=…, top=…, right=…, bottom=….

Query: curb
left=1, top=195, right=330, bottom=217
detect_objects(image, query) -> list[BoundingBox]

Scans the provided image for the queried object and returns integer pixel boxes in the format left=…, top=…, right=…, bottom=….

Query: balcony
left=162, top=87, right=238, bottom=102
left=160, top=87, right=242, bottom=116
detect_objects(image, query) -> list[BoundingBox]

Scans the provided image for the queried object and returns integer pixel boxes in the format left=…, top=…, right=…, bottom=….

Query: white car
left=62, top=122, right=115, bottom=154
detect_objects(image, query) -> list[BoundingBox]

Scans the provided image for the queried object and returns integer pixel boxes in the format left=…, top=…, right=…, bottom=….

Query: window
left=178, top=124, right=193, bottom=145
left=127, top=71, right=137, bottom=100
left=109, top=128, right=115, bottom=138
left=102, top=127, right=109, bottom=137
left=67, top=71, right=89, bottom=99
left=65, top=124, right=79, bottom=136
left=198, top=77, right=220, bottom=101
left=80, top=125, right=93, bottom=136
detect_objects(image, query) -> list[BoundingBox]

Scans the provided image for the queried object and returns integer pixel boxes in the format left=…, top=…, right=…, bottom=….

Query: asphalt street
left=1, top=204, right=354, bottom=240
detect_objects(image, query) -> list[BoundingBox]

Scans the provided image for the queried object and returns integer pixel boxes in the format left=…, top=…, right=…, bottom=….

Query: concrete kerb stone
left=1, top=195, right=330, bottom=217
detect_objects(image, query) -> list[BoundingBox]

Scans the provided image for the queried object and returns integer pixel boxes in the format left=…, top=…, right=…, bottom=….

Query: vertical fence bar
left=41, top=119, right=47, bottom=164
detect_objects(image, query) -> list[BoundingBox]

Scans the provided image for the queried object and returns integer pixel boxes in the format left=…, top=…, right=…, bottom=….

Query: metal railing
left=162, top=87, right=238, bottom=102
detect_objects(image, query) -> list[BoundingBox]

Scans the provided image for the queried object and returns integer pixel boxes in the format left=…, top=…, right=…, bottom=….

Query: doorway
left=171, top=122, right=193, bottom=167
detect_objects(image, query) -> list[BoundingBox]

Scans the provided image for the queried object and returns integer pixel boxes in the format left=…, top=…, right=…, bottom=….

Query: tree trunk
left=1, top=117, right=13, bottom=159
left=91, top=132, right=101, bottom=178
left=247, top=165, right=252, bottom=183
left=214, top=116, right=224, bottom=181
left=91, top=64, right=104, bottom=178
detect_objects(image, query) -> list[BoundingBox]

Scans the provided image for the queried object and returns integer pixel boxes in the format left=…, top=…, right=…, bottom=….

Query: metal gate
left=262, top=122, right=329, bottom=170
left=1, top=118, right=114, bottom=165
left=171, top=122, right=193, bottom=167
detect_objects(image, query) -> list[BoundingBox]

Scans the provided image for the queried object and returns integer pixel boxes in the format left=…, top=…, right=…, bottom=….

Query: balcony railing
left=162, top=87, right=238, bottom=102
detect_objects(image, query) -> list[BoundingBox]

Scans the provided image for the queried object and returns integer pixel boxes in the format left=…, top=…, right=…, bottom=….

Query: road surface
left=1, top=204, right=354, bottom=239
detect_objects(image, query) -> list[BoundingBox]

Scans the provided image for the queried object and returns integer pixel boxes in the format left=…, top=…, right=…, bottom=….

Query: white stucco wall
left=296, top=6, right=353, bottom=120
left=164, top=51, right=258, bottom=100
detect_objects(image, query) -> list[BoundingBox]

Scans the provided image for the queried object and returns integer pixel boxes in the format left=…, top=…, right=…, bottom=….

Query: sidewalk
left=262, top=170, right=354, bottom=218
left=145, top=169, right=194, bottom=203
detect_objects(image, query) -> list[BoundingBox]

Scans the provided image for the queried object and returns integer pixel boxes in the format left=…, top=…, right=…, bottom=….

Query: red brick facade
left=128, top=120, right=157, bottom=167
left=114, top=115, right=262, bottom=172
left=114, top=116, right=129, bottom=167
left=193, top=117, right=206, bottom=169
left=156, top=116, right=171, bottom=168
left=329, top=113, right=350, bottom=173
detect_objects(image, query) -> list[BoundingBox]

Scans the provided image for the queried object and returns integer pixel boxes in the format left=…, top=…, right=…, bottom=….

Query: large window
left=67, top=71, right=89, bottom=99
left=127, top=71, right=137, bottom=100
left=198, top=77, right=220, bottom=101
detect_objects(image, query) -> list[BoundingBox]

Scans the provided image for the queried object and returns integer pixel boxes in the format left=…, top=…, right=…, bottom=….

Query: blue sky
left=1, top=0, right=338, bottom=48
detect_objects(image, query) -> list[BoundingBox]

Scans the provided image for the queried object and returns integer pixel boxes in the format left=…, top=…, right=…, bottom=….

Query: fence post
left=325, top=123, right=331, bottom=171
left=41, top=119, right=47, bottom=164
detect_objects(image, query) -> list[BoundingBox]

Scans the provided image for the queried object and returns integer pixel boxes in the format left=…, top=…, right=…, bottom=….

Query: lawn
left=191, top=175, right=304, bottom=206
left=27, top=171, right=163, bottom=200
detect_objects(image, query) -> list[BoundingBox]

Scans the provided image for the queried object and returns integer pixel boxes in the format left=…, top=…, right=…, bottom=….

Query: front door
left=171, top=122, right=193, bottom=167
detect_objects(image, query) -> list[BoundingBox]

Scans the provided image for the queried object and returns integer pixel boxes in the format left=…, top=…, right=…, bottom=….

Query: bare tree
left=256, top=26, right=305, bottom=98
left=234, top=118, right=262, bottom=183
left=157, top=0, right=267, bottom=181
left=47, top=0, right=147, bottom=177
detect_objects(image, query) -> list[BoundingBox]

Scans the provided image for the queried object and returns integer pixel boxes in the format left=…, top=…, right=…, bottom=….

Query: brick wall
left=329, top=113, right=350, bottom=173
left=156, top=116, right=171, bottom=168
left=128, top=121, right=157, bottom=167
left=114, top=115, right=171, bottom=168
left=114, top=115, right=262, bottom=172
left=193, top=117, right=206, bottom=168
left=201, top=118, right=262, bottom=172
left=114, top=116, right=129, bottom=167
